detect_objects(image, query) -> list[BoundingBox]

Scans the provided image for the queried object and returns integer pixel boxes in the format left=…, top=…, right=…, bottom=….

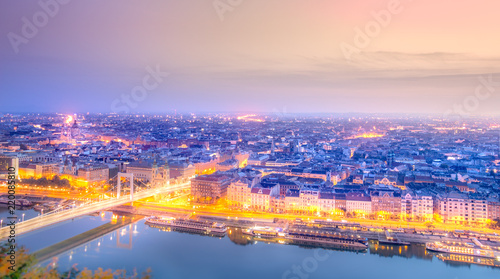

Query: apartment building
left=77, top=164, right=109, bottom=186
left=437, top=192, right=488, bottom=224
left=250, top=183, right=280, bottom=211
left=191, top=172, right=234, bottom=203
left=401, top=190, right=434, bottom=221
left=346, top=192, right=372, bottom=216
left=371, top=191, right=401, bottom=216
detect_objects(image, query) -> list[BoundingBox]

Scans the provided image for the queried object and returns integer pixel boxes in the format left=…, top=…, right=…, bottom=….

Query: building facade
left=191, top=172, right=233, bottom=203
left=77, top=164, right=109, bottom=186
left=401, top=191, right=434, bottom=221
left=437, top=192, right=488, bottom=224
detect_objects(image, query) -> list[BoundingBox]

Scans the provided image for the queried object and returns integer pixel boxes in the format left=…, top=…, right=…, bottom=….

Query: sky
left=1, top=0, right=499, bottom=115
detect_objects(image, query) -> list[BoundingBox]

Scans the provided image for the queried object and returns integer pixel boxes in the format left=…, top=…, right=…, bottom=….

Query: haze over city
left=3, top=1, right=500, bottom=278
left=1, top=0, right=500, bottom=114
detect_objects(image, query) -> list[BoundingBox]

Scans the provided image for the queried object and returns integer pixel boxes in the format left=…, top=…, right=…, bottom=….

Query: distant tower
left=70, top=116, right=79, bottom=139
left=271, top=139, right=275, bottom=155
left=387, top=151, right=395, bottom=167
left=326, top=171, right=332, bottom=182
left=289, top=140, right=298, bottom=153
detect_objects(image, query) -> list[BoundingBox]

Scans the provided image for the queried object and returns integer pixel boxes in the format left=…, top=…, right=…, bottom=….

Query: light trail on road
left=0, top=182, right=190, bottom=240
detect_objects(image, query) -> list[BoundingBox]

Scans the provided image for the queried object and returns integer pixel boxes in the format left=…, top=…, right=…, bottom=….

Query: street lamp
left=22, top=213, right=25, bottom=222
left=1, top=219, right=3, bottom=228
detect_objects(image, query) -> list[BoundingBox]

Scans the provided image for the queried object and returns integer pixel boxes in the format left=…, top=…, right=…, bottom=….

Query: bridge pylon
left=117, top=172, right=134, bottom=200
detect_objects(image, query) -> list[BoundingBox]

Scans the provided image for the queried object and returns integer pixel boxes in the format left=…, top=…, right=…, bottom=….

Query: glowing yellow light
left=354, top=133, right=384, bottom=139
left=237, top=114, right=264, bottom=122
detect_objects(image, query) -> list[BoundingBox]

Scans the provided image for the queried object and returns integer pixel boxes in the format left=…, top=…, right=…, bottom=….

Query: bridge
left=0, top=181, right=190, bottom=240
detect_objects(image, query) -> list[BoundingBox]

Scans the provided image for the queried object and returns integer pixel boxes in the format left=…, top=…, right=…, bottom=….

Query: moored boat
left=378, top=230, right=410, bottom=246
left=145, top=216, right=227, bottom=235
left=436, top=253, right=500, bottom=268
left=286, top=228, right=368, bottom=250
left=243, top=226, right=285, bottom=238
left=426, top=239, right=500, bottom=259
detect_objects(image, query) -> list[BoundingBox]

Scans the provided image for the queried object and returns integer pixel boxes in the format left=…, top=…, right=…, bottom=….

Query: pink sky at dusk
left=1, top=0, right=499, bottom=114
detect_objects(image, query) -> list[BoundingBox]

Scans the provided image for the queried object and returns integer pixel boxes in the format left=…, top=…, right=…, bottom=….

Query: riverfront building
left=401, top=190, right=434, bottom=221
left=437, top=192, right=488, bottom=224
left=77, top=164, right=110, bottom=186
left=191, top=172, right=234, bottom=203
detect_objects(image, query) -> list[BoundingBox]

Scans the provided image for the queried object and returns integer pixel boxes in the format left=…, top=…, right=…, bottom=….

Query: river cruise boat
left=243, top=226, right=286, bottom=238
left=145, top=216, right=227, bottom=235
left=436, top=253, right=500, bottom=268
left=426, top=238, right=500, bottom=259
left=378, top=230, right=410, bottom=246
left=286, top=228, right=368, bottom=250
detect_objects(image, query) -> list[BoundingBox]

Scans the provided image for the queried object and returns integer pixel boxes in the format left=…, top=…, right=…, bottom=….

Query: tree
left=424, top=221, right=434, bottom=229
left=38, top=177, right=49, bottom=186
left=487, top=218, right=500, bottom=229
left=390, top=214, right=400, bottom=220
left=0, top=243, right=35, bottom=278
left=433, top=214, right=442, bottom=223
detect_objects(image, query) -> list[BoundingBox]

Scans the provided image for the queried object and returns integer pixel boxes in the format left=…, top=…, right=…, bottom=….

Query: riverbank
left=114, top=203, right=500, bottom=246
left=134, top=200, right=500, bottom=235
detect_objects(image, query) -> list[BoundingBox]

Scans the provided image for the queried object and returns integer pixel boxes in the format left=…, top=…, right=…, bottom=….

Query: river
left=19, top=213, right=498, bottom=279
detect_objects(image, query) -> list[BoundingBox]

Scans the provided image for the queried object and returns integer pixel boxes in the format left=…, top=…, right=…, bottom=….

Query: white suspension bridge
left=0, top=173, right=190, bottom=240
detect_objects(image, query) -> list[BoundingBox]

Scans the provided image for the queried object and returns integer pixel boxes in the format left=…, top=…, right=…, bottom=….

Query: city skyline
left=1, top=0, right=500, bottom=115
left=2, top=1, right=500, bottom=278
